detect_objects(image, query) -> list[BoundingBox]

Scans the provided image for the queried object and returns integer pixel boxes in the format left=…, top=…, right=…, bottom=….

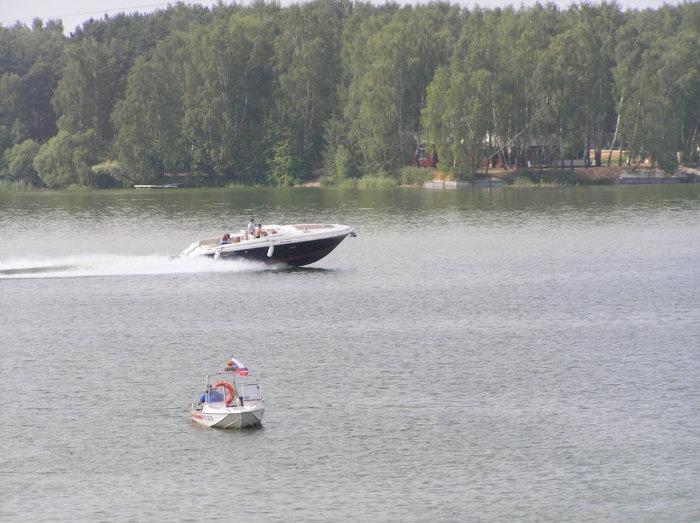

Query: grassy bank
left=2, top=165, right=675, bottom=191
left=499, top=168, right=617, bottom=186
left=319, top=166, right=436, bottom=188
left=317, top=166, right=620, bottom=188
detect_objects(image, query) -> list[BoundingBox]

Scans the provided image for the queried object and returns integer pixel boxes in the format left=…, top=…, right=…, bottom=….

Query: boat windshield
left=239, top=382, right=262, bottom=401
left=204, top=385, right=227, bottom=404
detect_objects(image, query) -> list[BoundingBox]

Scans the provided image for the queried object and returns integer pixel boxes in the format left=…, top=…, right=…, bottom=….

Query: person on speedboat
left=254, top=223, right=268, bottom=238
left=198, top=384, right=224, bottom=404
left=219, top=233, right=231, bottom=245
left=244, top=218, right=256, bottom=240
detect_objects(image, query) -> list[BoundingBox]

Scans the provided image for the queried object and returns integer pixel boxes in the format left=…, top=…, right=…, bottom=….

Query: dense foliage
left=0, top=1, right=698, bottom=188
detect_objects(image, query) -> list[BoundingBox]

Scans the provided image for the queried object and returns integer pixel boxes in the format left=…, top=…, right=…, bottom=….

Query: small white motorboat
left=178, top=223, right=355, bottom=267
left=189, top=370, right=264, bottom=429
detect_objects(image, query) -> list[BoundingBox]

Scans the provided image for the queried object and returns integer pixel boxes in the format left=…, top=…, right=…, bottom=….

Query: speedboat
left=178, top=223, right=355, bottom=267
left=189, top=371, right=264, bottom=429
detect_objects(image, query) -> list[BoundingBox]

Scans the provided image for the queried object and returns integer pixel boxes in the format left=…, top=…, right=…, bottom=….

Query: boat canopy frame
left=203, top=371, right=263, bottom=402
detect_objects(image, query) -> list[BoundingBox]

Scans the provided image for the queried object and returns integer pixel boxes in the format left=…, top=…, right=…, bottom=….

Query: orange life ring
left=212, top=381, right=236, bottom=406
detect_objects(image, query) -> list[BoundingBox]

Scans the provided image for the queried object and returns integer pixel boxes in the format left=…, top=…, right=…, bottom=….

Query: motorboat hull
left=206, top=234, right=347, bottom=266
left=190, top=404, right=265, bottom=429
left=179, top=223, right=355, bottom=267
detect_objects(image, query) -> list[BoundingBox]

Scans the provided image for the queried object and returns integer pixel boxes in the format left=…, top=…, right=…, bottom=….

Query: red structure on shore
left=413, top=144, right=438, bottom=167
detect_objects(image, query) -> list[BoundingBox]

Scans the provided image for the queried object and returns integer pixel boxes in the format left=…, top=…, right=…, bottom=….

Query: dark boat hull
left=205, top=234, right=349, bottom=267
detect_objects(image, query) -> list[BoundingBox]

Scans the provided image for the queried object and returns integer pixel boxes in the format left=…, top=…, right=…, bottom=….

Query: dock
left=134, top=183, right=183, bottom=189
left=424, top=178, right=504, bottom=189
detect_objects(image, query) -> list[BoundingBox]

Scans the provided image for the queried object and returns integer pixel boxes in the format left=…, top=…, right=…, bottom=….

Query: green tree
left=321, top=114, right=358, bottom=183
left=0, top=73, right=26, bottom=145
left=536, top=23, right=603, bottom=167
left=614, top=7, right=699, bottom=171
left=33, top=130, right=106, bottom=188
left=344, top=10, right=451, bottom=173
left=52, top=37, right=120, bottom=143
left=112, top=35, right=188, bottom=180
left=422, top=10, right=501, bottom=174
left=273, top=2, right=342, bottom=172
left=179, top=14, right=276, bottom=181
left=3, top=139, right=41, bottom=185
left=267, top=139, right=302, bottom=186
left=0, top=22, right=65, bottom=150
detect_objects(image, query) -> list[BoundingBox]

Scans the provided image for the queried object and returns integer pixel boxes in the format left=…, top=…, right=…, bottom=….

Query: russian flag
left=226, top=357, right=249, bottom=376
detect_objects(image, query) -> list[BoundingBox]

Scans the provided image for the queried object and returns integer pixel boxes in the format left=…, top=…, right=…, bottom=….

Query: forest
left=0, top=1, right=698, bottom=188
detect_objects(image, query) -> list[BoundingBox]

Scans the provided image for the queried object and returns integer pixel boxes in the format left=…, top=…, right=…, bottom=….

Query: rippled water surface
left=1, top=186, right=698, bottom=521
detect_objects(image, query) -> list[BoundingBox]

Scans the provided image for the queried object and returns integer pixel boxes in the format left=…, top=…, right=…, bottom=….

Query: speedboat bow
left=189, top=371, right=264, bottom=429
left=178, top=223, right=355, bottom=267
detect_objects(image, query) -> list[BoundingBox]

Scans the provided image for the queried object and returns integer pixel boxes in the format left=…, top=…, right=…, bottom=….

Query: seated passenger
left=198, top=385, right=224, bottom=403
left=254, top=224, right=262, bottom=238
left=219, top=233, right=231, bottom=245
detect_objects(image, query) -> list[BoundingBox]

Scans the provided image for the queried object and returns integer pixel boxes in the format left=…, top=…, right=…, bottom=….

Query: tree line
left=0, top=1, right=698, bottom=188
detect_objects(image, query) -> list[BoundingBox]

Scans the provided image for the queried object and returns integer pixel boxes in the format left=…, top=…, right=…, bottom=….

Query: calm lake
left=1, top=185, right=698, bottom=521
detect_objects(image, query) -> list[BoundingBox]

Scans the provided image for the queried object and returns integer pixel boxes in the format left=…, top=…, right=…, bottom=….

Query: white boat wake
left=0, top=254, right=269, bottom=279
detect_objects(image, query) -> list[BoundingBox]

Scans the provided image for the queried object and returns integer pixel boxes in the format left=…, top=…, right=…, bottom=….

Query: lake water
left=1, top=185, right=698, bottom=521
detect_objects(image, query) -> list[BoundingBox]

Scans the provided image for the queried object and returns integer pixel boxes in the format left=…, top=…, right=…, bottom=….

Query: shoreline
left=1, top=166, right=698, bottom=192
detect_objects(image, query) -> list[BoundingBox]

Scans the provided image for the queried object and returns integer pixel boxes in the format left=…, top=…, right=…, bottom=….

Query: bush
left=66, top=184, right=91, bottom=192
left=450, top=165, right=476, bottom=181
left=398, top=166, right=434, bottom=186
left=321, top=144, right=360, bottom=186
left=356, top=173, right=396, bottom=188
left=0, top=178, right=40, bottom=191
left=503, top=168, right=615, bottom=186
left=267, top=140, right=301, bottom=186
left=320, top=172, right=397, bottom=188
left=91, top=161, right=129, bottom=187
left=510, top=176, right=538, bottom=187
left=4, top=139, right=42, bottom=186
